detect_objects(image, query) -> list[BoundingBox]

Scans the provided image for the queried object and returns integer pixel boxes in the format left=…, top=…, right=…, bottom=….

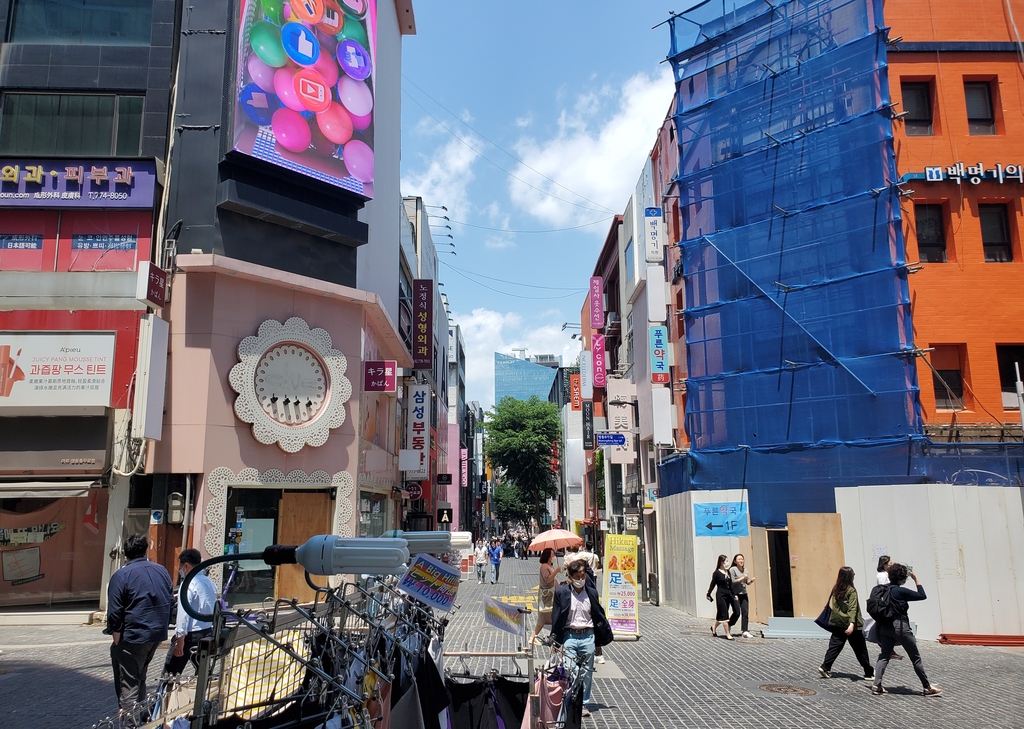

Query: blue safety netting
left=662, top=0, right=937, bottom=525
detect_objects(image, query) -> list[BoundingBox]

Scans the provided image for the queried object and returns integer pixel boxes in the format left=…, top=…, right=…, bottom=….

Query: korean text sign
left=589, top=276, right=604, bottom=330
left=0, top=160, right=156, bottom=208
left=363, top=360, right=397, bottom=392
left=643, top=207, right=664, bottom=263
left=603, top=533, right=639, bottom=636
left=405, top=384, right=430, bottom=479
left=398, top=553, right=460, bottom=612
left=0, top=332, right=115, bottom=407
left=693, top=502, right=749, bottom=537
left=413, top=279, right=434, bottom=369
left=232, top=0, right=377, bottom=199
left=592, top=334, right=607, bottom=388
left=483, top=596, right=524, bottom=636
left=649, top=325, right=669, bottom=384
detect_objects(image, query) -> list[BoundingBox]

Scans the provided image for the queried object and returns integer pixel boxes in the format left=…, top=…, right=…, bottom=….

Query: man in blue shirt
left=104, top=533, right=173, bottom=712
left=163, top=548, right=218, bottom=676
left=489, top=538, right=503, bottom=584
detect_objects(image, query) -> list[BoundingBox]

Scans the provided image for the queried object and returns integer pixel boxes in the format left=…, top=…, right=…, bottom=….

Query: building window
left=8, top=0, right=152, bottom=46
left=914, top=204, right=946, bottom=262
left=979, top=204, right=1012, bottom=262
left=901, top=82, right=933, bottom=136
left=0, top=93, right=144, bottom=156
left=964, top=82, right=996, bottom=135
left=996, top=345, right=1024, bottom=409
left=930, top=345, right=966, bottom=411
left=624, top=238, right=635, bottom=285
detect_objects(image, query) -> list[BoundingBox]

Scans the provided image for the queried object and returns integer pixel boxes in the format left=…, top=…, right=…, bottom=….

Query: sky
left=399, top=2, right=676, bottom=409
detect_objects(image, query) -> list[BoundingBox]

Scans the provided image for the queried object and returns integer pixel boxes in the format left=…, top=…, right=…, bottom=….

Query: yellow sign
left=603, top=533, right=639, bottom=636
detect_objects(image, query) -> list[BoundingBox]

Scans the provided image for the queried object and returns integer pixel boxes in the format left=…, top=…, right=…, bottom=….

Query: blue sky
left=400, top=2, right=676, bottom=408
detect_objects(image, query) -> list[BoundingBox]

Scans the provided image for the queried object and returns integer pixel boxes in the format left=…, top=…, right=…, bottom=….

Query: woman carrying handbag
left=817, top=566, right=874, bottom=680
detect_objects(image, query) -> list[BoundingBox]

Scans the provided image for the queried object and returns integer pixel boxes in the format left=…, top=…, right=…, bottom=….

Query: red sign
left=136, top=261, right=167, bottom=309
left=363, top=360, right=397, bottom=392
left=652, top=372, right=671, bottom=384
left=407, top=482, right=423, bottom=500
left=570, top=374, right=582, bottom=410
left=413, top=279, right=434, bottom=369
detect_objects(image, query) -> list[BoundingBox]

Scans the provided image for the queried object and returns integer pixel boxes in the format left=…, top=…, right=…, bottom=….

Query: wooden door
left=787, top=513, right=844, bottom=618
left=275, top=491, right=331, bottom=603
left=746, top=527, right=773, bottom=624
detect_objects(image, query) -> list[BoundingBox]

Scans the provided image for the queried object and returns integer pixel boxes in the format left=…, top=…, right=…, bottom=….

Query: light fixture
left=383, top=530, right=452, bottom=554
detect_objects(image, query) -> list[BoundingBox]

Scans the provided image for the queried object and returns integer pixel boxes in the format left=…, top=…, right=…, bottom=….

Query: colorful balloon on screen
left=233, top=0, right=375, bottom=198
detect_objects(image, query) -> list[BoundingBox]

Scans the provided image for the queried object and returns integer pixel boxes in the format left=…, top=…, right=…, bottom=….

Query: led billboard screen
left=233, top=0, right=377, bottom=198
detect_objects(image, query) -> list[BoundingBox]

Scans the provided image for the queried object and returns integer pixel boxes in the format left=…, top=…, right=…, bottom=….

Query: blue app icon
left=281, top=22, right=321, bottom=67
left=239, top=83, right=280, bottom=126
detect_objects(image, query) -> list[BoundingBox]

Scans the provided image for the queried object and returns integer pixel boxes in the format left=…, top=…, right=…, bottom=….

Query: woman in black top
left=706, top=554, right=734, bottom=640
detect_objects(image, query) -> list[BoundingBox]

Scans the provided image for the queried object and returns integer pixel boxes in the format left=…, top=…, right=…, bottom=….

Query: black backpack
left=866, top=584, right=899, bottom=622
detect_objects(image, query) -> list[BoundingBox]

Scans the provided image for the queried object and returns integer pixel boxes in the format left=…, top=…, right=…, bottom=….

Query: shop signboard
left=693, top=502, right=749, bottom=537
left=644, top=207, right=664, bottom=262
left=483, top=596, right=525, bottom=637
left=363, top=360, right=397, bottom=392
left=231, top=0, right=378, bottom=199
left=579, top=350, right=593, bottom=400
left=0, top=332, right=115, bottom=407
left=136, top=262, right=168, bottom=309
left=592, top=334, right=607, bottom=388
left=0, top=159, right=157, bottom=208
left=924, top=162, right=1024, bottom=185
left=404, top=384, right=430, bottom=479
left=570, top=374, right=582, bottom=410
left=589, top=276, right=604, bottom=329
left=397, top=553, right=460, bottom=612
left=412, top=279, right=434, bottom=369
left=595, top=432, right=626, bottom=447
left=649, top=325, right=669, bottom=384
left=603, top=533, right=640, bottom=637
left=582, top=401, right=595, bottom=450
left=461, top=448, right=468, bottom=488
left=437, top=473, right=452, bottom=485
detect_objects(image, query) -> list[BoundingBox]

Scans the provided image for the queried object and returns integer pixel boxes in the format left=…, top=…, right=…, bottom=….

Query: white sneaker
left=595, top=656, right=606, bottom=665
left=742, top=631, right=753, bottom=638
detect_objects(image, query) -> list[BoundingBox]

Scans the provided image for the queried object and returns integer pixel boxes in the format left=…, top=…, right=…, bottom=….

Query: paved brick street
left=2, top=556, right=1023, bottom=728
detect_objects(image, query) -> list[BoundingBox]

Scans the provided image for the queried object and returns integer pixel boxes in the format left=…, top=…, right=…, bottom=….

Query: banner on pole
left=397, top=553, right=460, bottom=612
left=483, top=596, right=525, bottom=637
left=603, top=533, right=640, bottom=637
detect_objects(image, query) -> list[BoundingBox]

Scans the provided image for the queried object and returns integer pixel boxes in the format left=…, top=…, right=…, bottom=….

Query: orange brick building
left=889, top=0, right=1024, bottom=439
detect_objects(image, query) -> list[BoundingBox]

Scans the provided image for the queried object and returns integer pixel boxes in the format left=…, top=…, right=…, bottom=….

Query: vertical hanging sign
left=579, top=350, right=594, bottom=400
left=461, top=448, right=468, bottom=489
left=592, top=334, right=607, bottom=388
left=649, top=326, right=669, bottom=384
left=644, top=207, right=664, bottom=263
left=582, top=401, right=595, bottom=450
left=570, top=374, right=582, bottom=411
left=405, top=384, right=430, bottom=479
left=590, top=277, right=604, bottom=330
left=413, top=279, right=434, bottom=370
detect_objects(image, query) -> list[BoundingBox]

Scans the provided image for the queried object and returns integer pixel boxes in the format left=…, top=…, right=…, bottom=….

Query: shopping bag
left=864, top=616, right=878, bottom=643
left=813, top=602, right=832, bottom=631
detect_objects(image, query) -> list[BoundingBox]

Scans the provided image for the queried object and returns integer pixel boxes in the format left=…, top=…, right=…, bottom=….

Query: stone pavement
left=1, top=556, right=1023, bottom=728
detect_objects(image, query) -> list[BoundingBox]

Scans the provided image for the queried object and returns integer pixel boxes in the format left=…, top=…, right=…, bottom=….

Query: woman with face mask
left=530, top=547, right=561, bottom=644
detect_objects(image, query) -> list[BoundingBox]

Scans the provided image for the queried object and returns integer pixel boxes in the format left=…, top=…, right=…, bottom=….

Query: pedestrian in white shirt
left=163, top=549, right=218, bottom=676
left=474, top=540, right=489, bottom=584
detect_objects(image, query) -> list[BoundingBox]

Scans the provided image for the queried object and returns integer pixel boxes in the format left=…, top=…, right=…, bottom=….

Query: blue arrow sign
left=596, top=432, right=627, bottom=447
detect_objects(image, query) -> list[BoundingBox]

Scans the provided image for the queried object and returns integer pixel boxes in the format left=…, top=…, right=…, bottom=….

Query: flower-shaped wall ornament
left=229, top=317, right=352, bottom=452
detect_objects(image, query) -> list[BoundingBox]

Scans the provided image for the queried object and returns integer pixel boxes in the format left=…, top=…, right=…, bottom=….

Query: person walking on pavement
left=817, top=566, right=874, bottom=680
left=551, top=561, right=613, bottom=718
left=572, top=542, right=606, bottom=663
left=871, top=563, right=942, bottom=697
left=474, top=539, right=489, bottom=584
left=729, top=554, right=755, bottom=638
left=530, top=547, right=562, bottom=644
left=875, top=555, right=903, bottom=661
left=163, top=549, right=218, bottom=677
left=489, top=537, right=503, bottom=584
left=707, top=554, right=735, bottom=639
left=104, top=533, right=174, bottom=715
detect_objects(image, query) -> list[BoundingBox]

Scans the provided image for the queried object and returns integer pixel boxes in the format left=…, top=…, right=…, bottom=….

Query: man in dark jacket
left=104, top=533, right=174, bottom=713
left=551, top=561, right=613, bottom=717
left=872, top=563, right=942, bottom=697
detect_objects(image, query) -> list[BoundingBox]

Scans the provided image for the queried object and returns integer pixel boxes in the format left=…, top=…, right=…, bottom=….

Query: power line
left=441, top=261, right=586, bottom=300
left=448, top=217, right=612, bottom=234
left=402, top=90, right=613, bottom=215
left=403, top=74, right=618, bottom=214
left=443, top=261, right=587, bottom=290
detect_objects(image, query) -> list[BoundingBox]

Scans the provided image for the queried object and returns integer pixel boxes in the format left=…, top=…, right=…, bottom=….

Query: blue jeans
left=476, top=563, right=486, bottom=582
left=490, top=561, right=500, bottom=582
left=562, top=630, right=596, bottom=705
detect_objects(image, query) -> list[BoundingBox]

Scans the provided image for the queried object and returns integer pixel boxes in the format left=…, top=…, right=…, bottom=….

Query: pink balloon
left=343, top=139, right=373, bottom=182
left=273, top=66, right=305, bottom=111
left=350, top=110, right=371, bottom=130
left=316, top=102, right=353, bottom=144
left=272, top=107, right=312, bottom=153
left=337, top=76, right=373, bottom=117
left=312, top=47, right=340, bottom=87
left=309, top=120, right=339, bottom=157
left=247, top=54, right=277, bottom=93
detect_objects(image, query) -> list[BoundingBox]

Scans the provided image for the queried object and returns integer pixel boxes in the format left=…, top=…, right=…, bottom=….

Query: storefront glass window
left=222, top=488, right=280, bottom=608
left=9, top=0, right=152, bottom=46
left=359, top=491, right=388, bottom=537
left=0, top=93, right=143, bottom=156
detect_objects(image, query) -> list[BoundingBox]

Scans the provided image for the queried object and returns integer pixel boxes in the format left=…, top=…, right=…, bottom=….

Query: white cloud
left=509, top=68, right=675, bottom=226
left=402, top=127, right=481, bottom=219
left=514, top=112, right=534, bottom=128
left=455, top=307, right=582, bottom=411
left=483, top=235, right=515, bottom=250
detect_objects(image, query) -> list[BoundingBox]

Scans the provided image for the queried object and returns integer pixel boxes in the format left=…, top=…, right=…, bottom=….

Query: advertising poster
left=483, top=596, right=525, bottom=637
left=233, top=0, right=377, bottom=198
left=603, top=533, right=639, bottom=636
left=0, top=332, right=115, bottom=407
left=397, top=553, right=460, bottom=612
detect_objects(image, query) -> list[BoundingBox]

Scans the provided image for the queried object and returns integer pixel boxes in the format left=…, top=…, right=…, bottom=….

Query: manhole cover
left=757, top=684, right=817, bottom=696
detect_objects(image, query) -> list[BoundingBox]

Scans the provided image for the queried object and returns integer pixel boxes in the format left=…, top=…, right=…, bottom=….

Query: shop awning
left=0, top=481, right=100, bottom=498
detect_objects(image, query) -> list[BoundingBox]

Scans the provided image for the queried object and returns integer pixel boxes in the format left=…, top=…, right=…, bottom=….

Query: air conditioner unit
left=606, top=312, right=619, bottom=327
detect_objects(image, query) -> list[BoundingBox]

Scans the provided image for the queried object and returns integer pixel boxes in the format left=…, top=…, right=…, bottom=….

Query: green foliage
left=484, top=396, right=562, bottom=524
left=492, top=482, right=530, bottom=525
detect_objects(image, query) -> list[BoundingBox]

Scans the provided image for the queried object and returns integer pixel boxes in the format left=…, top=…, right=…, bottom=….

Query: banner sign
left=0, top=159, right=158, bottom=209
left=461, top=448, right=468, bottom=488
left=589, top=276, right=604, bottom=330
left=404, top=384, right=430, bottom=479
left=644, top=207, right=664, bottom=263
left=579, top=350, right=593, bottom=400
left=694, top=502, right=749, bottom=537
left=484, top=596, right=525, bottom=636
left=582, top=400, right=595, bottom=450
left=570, top=374, right=582, bottom=411
left=649, top=325, right=669, bottom=384
left=413, top=279, right=434, bottom=369
left=603, top=533, right=639, bottom=636
left=924, top=162, right=1024, bottom=185
left=364, top=360, right=397, bottom=392
left=0, top=332, right=115, bottom=407
left=397, top=553, right=460, bottom=612
left=592, top=334, right=607, bottom=388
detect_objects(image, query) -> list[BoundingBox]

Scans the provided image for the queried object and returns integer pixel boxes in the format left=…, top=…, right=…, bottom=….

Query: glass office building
left=494, top=353, right=558, bottom=403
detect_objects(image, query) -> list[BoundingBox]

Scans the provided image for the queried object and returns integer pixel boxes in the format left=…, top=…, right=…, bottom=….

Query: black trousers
left=730, top=594, right=749, bottom=632
left=111, top=640, right=159, bottom=710
left=163, top=629, right=213, bottom=676
left=821, top=627, right=873, bottom=675
left=875, top=620, right=930, bottom=689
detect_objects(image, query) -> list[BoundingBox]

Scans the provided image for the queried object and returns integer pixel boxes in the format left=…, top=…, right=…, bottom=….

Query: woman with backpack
left=706, top=554, right=735, bottom=640
left=817, top=566, right=874, bottom=679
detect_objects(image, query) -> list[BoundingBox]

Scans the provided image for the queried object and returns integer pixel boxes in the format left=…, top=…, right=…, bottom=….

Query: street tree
left=492, top=482, right=530, bottom=526
left=484, top=396, right=561, bottom=528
